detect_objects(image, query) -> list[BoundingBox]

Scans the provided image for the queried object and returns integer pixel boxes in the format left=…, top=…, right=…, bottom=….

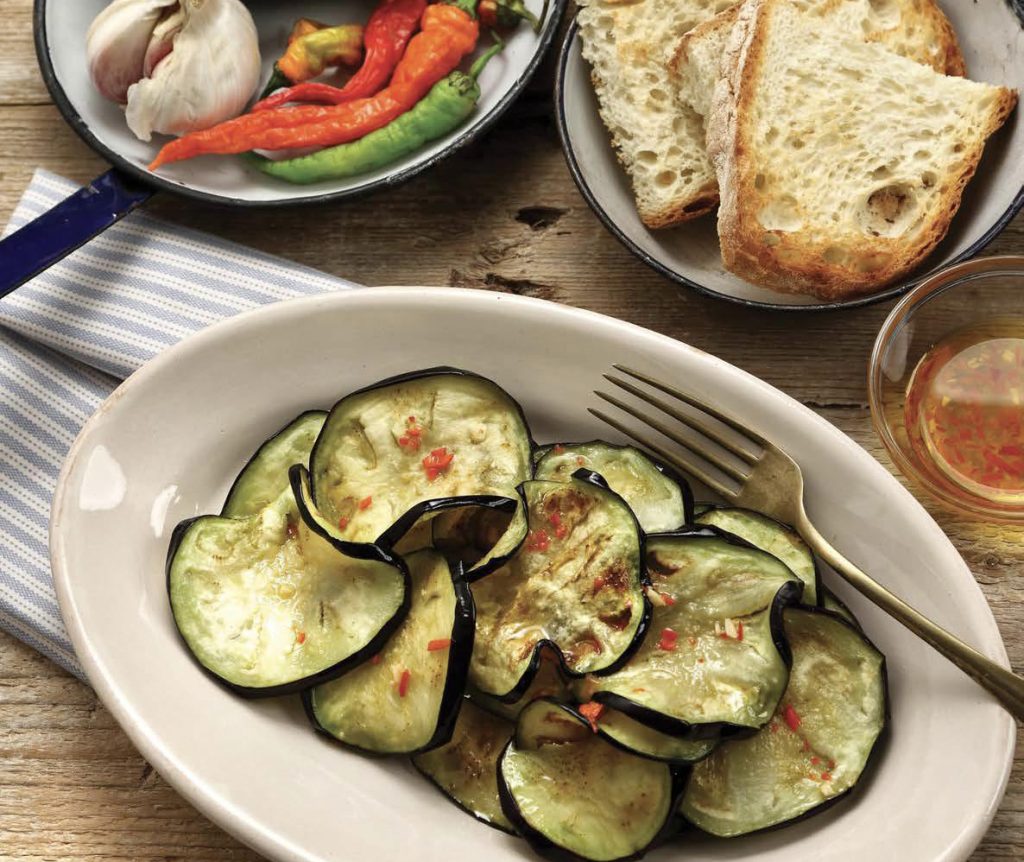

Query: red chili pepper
left=526, top=529, right=550, bottom=552
left=256, top=0, right=427, bottom=111
left=427, top=638, right=452, bottom=651
left=658, top=628, right=678, bottom=651
left=783, top=705, right=802, bottom=732
left=397, top=668, right=412, bottom=696
left=737, top=620, right=744, bottom=641
left=592, top=576, right=606, bottom=593
left=811, top=756, right=820, bottom=765
left=359, top=496, right=374, bottom=510
left=295, top=631, right=306, bottom=644
left=578, top=702, right=604, bottom=733
left=576, top=456, right=586, bottom=466
left=338, top=516, right=350, bottom=530
left=821, top=772, right=832, bottom=782
left=150, top=2, right=480, bottom=169
left=553, top=444, right=565, bottom=453
left=423, top=446, right=455, bottom=480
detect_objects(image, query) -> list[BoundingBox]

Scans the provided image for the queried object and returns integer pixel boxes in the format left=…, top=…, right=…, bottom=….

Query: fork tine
left=587, top=407, right=740, bottom=502
left=594, top=391, right=751, bottom=483
left=603, top=373, right=760, bottom=464
left=613, top=364, right=769, bottom=450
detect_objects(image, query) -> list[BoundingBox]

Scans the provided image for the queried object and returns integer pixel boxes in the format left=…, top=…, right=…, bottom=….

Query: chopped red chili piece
left=821, top=772, right=832, bottom=781
left=592, top=576, right=606, bottom=593
left=811, top=756, right=820, bottom=765
left=526, top=529, right=551, bottom=552
left=397, top=668, right=411, bottom=697
left=661, top=592, right=676, bottom=606
left=578, top=702, right=605, bottom=733
left=553, top=444, right=566, bottom=453
left=828, top=759, right=836, bottom=770
left=295, top=631, right=306, bottom=644
left=359, top=495, right=373, bottom=510
left=783, top=705, right=802, bottom=732
left=286, top=521, right=298, bottom=539
left=658, top=628, right=678, bottom=651
left=737, top=620, right=744, bottom=641
left=338, top=516, right=349, bottom=530
left=422, top=446, right=454, bottom=480
left=576, top=456, right=586, bottom=466
left=370, top=654, right=382, bottom=665
left=426, top=638, right=452, bottom=652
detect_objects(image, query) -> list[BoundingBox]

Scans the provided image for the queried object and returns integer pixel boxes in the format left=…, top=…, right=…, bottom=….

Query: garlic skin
left=87, top=0, right=177, bottom=103
left=87, top=0, right=262, bottom=143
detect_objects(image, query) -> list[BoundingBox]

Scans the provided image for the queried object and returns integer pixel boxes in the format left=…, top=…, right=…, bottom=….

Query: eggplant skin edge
left=302, top=560, right=478, bottom=757
left=164, top=513, right=413, bottom=700
left=678, top=607, right=891, bottom=839
left=476, top=470, right=654, bottom=704
left=495, top=700, right=688, bottom=862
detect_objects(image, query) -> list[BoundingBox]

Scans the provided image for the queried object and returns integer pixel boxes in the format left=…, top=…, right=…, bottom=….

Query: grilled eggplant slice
left=695, top=507, right=819, bottom=605
left=498, top=699, right=676, bottom=862
left=680, top=608, right=887, bottom=836
left=590, top=704, right=718, bottom=765
left=310, top=368, right=533, bottom=546
left=306, top=549, right=474, bottom=755
left=168, top=471, right=407, bottom=696
left=221, top=411, right=327, bottom=518
left=469, top=647, right=572, bottom=722
left=470, top=475, right=648, bottom=699
left=413, top=700, right=516, bottom=833
left=578, top=529, right=801, bottom=738
left=534, top=442, right=693, bottom=532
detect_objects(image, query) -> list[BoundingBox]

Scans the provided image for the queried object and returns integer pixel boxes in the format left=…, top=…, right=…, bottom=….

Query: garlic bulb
left=86, top=0, right=262, bottom=142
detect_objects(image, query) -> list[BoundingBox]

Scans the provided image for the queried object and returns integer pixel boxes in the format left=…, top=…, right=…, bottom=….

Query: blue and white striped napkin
left=0, top=170, right=357, bottom=678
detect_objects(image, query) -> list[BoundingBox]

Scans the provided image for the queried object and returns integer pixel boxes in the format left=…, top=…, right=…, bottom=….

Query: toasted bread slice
left=706, top=0, right=1016, bottom=300
left=576, top=0, right=736, bottom=229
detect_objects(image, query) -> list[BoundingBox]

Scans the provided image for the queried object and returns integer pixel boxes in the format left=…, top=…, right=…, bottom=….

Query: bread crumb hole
left=952, top=142, right=964, bottom=153
left=789, top=138, right=805, bottom=150
left=655, top=171, right=676, bottom=187
left=754, top=173, right=767, bottom=190
left=921, top=171, right=937, bottom=188
left=870, top=166, right=892, bottom=180
left=858, top=183, right=919, bottom=237
left=650, top=88, right=668, bottom=102
left=765, top=127, right=779, bottom=144
left=913, top=150, right=931, bottom=161
left=763, top=233, right=780, bottom=247
left=637, top=151, right=657, bottom=165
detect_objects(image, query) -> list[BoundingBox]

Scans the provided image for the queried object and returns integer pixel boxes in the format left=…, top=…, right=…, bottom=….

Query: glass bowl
left=869, top=256, right=1024, bottom=522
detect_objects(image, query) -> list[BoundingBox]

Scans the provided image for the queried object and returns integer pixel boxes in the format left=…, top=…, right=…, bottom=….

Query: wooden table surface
left=0, top=0, right=1021, bottom=858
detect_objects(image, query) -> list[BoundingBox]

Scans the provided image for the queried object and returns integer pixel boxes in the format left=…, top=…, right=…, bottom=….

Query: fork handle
left=798, top=515, right=1024, bottom=722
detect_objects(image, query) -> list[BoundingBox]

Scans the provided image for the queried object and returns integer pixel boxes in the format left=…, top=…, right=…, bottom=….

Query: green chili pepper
left=255, top=39, right=504, bottom=185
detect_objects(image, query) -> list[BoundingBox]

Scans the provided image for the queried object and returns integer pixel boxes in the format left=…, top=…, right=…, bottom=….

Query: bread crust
left=709, top=0, right=1017, bottom=301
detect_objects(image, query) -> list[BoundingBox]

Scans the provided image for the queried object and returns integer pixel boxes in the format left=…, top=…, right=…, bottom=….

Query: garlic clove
left=124, top=0, right=261, bottom=142
left=86, top=0, right=178, bottom=104
left=142, top=6, right=186, bottom=79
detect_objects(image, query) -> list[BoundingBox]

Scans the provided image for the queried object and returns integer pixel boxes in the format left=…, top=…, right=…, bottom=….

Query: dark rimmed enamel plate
left=554, top=0, right=1024, bottom=310
left=35, top=0, right=565, bottom=207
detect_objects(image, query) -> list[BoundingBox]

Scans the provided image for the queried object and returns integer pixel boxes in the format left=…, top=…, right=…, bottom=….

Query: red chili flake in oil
left=426, top=638, right=452, bottom=652
left=904, top=325, right=1024, bottom=502
left=526, top=529, right=551, bottom=552
left=295, top=631, right=306, bottom=645
left=783, top=705, right=802, bottom=732
left=397, top=669, right=411, bottom=697
left=358, top=496, right=373, bottom=510
left=422, top=447, right=454, bottom=481
left=599, top=605, right=633, bottom=631
left=578, top=702, right=605, bottom=733
left=658, top=628, right=679, bottom=651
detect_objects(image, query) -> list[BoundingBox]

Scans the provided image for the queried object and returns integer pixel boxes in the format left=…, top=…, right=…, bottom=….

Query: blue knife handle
left=0, top=169, right=154, bottom=300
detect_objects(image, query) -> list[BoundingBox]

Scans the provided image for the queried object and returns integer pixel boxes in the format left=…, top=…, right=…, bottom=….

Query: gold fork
left=591, top=364, right=1024, bottom=721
